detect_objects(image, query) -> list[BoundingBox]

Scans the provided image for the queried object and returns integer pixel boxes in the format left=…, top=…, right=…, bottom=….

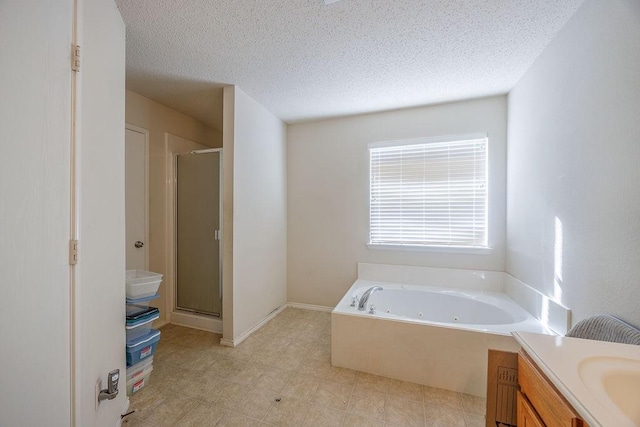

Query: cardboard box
left=486, top=350, right=519, bottom=427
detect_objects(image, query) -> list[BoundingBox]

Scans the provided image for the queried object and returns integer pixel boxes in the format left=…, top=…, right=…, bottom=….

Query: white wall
left=227, top=86, right=288, bottom=341
left=218, top=86, right=288, bottom=343
left=288, top=96, right=507, bottom=307
left=76, top=0, right=127, bottom=424
left=507, top=0, right=640, bottom=327
left=0, top=2, right=73, bottom=425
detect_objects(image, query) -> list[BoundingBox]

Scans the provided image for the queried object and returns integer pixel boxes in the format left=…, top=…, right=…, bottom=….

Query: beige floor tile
left=346, top=387, right=386, bottom=421
left=180, top=350, right=215, bottom=372
left=233, top=388, right=279, bottom=420
left=327, top=366, right=357, bottom=386
left=155, top=313, right=487, bottom=427
left=253, top=365, right=294, bottom=393
left=464, top=412, right=486, bottom=427
left=388, top=378, right=423, bottom=402
left=260, top=335, right=292, bottom=351
left=203, top=343, right=237, bottom=359
left=297, top=358, right=333, bottom=379
left=227, top=335, right=265, bottom=360
left=206, top=379, right=248, bottom=408
left=461, top=394, right=486, bottom=415
left=424, top=400, right=466, bottom=427
left=227, top=361, right=267, bottom=385
left=256, top=348, right=303, bottom=371
left=354, top=372, right=389, bottom=394
left=423, top=386, right=463, bottom=409
left=179, top=332, right=221, bottom=350
left=312, top=381, right=354, bottom=411
left=208, top=356, right=247, bottom=379
left=153, top=345, right=179, bottom=364
left=128, top=385, right=172, bottom=419
left=384, top=396, right=425, bottom=427
left=262, top=396, right=311, bottom=426
left=174, top=403, right=225, bottom=427
left=164, top=366, right=199, bottom=395
left=149, top=359, right=176, bottom=381
left=315, top=333, right=331, bottom=348
left=216, top=411, right=261, bottom=427
left=342, top=413, right=384, bottom=427
left=283, top=340, right=312, bottom=358
left=158, top=345, right=195, bottom=366
left=180, top=370, right=225, bottom=400
left=307, top=342, right=331, bottom=361
left=139, top=392, right=198, bottom=427
left=302, top=404, right=345, bottom=427
left=121, top=416, right=153, bottom=427
left=281, top=373, right=322, bottom=401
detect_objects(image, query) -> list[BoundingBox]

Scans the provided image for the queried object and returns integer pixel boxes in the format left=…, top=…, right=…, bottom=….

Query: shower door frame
left=172, top=148, right=223, bottom=320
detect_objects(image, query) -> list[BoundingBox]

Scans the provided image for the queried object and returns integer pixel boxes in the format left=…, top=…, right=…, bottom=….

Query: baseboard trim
left=171, top=310, right=223, bottom=334
left=286, top=302, right=333, bottom=312
left=220, top=304, right=288, bottom=347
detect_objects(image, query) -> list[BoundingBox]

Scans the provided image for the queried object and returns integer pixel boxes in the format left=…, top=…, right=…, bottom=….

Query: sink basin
left=579, top=356, right=640, bottom=425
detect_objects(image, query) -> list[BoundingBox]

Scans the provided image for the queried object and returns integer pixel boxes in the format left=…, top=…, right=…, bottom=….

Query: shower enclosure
left=175, top=149, right=222, bottom=317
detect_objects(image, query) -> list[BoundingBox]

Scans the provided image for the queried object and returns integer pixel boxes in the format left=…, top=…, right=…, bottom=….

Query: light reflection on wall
left=554, top=216, right=564, bottom=302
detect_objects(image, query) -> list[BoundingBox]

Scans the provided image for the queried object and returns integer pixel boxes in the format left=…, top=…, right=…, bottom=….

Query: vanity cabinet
left=517, top=350, right=588, bottom=427
left=517, top=390, right=545, bottom=427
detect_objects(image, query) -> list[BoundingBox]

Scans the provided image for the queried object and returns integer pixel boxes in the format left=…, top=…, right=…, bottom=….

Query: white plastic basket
left=126, top=270, right=163, bottom=299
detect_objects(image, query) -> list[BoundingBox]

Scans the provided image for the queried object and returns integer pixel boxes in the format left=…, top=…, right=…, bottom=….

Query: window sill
left=366, top=243, right=493, bottom=255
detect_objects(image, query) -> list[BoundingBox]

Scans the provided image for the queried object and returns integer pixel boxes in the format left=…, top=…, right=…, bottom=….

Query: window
left=369, top=134, right=488, bottom=250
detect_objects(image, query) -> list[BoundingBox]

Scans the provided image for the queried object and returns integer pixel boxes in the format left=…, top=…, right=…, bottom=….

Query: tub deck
left=332, top=279, right=553, bottom=397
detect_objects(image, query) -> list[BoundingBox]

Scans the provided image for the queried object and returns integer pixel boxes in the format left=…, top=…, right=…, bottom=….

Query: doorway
left=174, top=149, right=222, bottom=318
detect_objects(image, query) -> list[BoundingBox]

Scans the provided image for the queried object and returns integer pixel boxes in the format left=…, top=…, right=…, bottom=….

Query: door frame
left=125, top=123, right=149, bottom=270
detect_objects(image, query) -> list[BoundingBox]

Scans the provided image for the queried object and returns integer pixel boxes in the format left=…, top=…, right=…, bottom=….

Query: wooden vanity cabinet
left=517, top=350, right=588, bottom=427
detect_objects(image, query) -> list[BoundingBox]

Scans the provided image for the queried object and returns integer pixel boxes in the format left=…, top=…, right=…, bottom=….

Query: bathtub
left=331, top=279, right=553, bottom=397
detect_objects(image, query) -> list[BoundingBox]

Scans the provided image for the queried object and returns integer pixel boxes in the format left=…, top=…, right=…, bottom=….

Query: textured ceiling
left=115, top=0, right=585, bottom=131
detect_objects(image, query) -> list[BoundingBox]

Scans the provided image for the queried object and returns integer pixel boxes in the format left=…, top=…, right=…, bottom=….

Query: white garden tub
left=331, top=279, right=553, bottom=397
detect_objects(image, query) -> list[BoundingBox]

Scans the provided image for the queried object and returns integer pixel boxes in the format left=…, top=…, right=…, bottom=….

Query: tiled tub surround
left=332, top=264, right=567, bottom=397
left=124, top=308, right=486, bottom=426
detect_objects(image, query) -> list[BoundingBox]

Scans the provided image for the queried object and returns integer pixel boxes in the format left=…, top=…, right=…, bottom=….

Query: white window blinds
left=369, top=135, right=488, bottom=248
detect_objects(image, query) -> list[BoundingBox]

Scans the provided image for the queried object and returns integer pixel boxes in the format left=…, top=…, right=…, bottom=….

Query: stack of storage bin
left=125, top=270, right=163, bottom=396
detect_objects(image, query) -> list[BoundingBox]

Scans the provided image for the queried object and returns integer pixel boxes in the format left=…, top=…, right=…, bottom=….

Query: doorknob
left=134, top=241, right=144, bottom=248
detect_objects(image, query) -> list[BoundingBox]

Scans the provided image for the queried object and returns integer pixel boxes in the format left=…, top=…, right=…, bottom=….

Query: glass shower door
left=175, top=151, right=221, bottom=317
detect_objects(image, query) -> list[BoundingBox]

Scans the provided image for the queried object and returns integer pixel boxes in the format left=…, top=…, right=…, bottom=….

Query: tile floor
left=124, top=308, right=486, bottom=427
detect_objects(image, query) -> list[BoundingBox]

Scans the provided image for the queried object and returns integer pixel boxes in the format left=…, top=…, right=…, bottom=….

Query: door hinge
left=71, top=44, right=81, bottom=72
left=69, top=239, right=79, bottom=265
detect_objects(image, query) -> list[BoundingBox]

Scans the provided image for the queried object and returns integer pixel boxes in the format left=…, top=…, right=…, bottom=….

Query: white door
left=0, top=1, right=73, bottom=425
left=75, top=0, right=127, bottom=425
left=125, top=126, right=148, bottom=270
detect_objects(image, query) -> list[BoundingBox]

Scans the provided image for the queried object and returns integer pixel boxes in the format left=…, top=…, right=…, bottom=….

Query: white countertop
left=513, top=331, right=640, bottom=427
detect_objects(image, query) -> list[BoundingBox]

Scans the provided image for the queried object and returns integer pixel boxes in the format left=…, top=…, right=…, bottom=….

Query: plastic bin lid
left=126, top=328, right=161, bottom=348
left=126, top=355, right=154, bottom=375
left=126, top=305, right=159, bottom=320
left=125, top=313, right=159, bottom=329
left=126, top=293, right=161, bottom=304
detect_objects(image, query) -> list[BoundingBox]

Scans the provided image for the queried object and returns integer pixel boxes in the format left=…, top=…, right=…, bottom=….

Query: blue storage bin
left=126, top=329, right=161, bottom=366
left=126, top=293, right=161, bottom=306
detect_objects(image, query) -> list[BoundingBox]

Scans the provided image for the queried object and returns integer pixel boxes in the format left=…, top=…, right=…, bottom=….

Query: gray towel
left=565, top=314, right=640, bottom=345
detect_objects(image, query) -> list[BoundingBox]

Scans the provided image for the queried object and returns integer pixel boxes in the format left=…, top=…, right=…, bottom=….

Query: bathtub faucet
left=358, top=286, right=383, bottom=311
